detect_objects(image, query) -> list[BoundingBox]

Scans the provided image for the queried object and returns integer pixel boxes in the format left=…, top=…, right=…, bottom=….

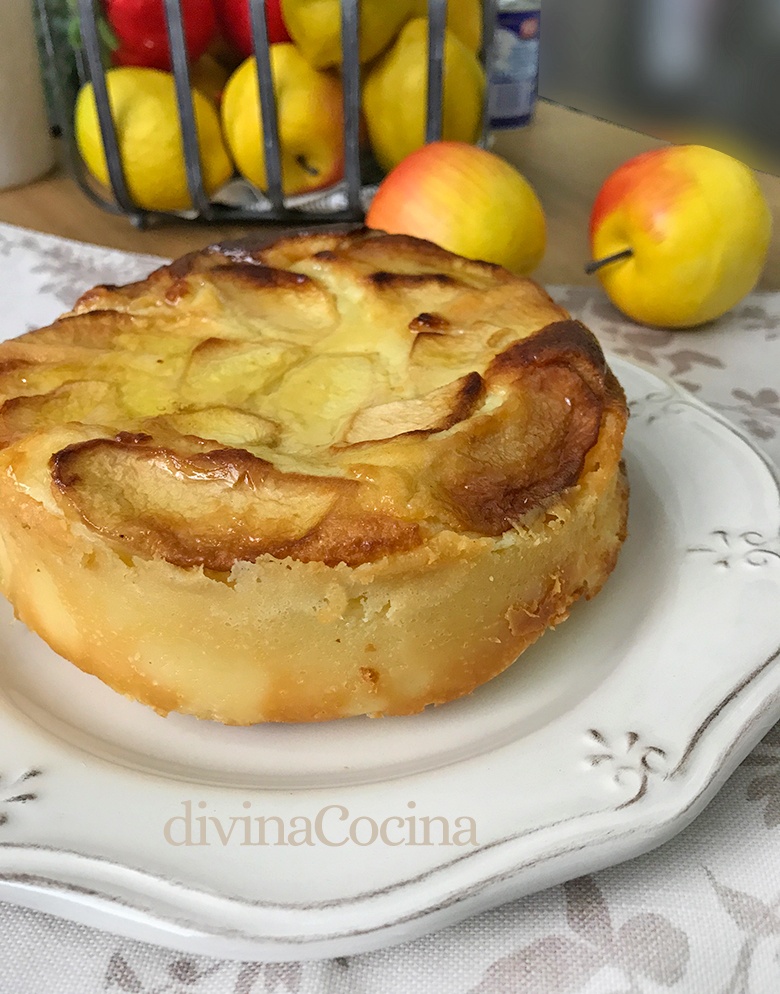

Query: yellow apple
left=365, top=140, right=545, bottom=274
left=412, top=0, right=482, bottom=52
left=362, top=18, right=484, bottom=173
left=589, top=145, right=772, bottom=327
left=221, top=45, right=344, bottom=196
left=281, top=0, right=414, bottom=69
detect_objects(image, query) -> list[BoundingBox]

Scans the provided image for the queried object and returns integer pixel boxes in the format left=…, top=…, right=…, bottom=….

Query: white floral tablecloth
left=1, top=222, right=780, bottom=994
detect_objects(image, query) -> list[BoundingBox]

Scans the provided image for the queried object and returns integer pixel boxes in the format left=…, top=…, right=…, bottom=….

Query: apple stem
left=296, top=155, right=319, bottom=177
left=585, top=248, right=634, bottom=275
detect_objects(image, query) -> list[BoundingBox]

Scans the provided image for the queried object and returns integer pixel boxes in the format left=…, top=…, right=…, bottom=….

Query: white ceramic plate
left=0, top=356, right=779, bottom=962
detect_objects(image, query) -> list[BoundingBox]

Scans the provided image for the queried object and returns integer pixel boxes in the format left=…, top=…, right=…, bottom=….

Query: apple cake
left=0, top=229, right=628, bottom=723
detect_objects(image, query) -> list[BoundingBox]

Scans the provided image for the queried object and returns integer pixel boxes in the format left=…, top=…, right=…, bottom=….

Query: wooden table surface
left=1, top=100, right=779, bottom=289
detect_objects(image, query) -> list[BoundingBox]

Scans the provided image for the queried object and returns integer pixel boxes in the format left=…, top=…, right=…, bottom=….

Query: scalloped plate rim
left=0, top=355, right=778, bottom=960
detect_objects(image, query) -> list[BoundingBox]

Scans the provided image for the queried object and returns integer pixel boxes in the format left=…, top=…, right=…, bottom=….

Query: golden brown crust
left=0, top=229, right=629, bottom=723
left=438, top=320, right=614, bottom=534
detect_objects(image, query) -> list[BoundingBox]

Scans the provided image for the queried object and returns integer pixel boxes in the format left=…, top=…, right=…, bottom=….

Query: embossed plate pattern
left=0, top=357, right=778, bottom=961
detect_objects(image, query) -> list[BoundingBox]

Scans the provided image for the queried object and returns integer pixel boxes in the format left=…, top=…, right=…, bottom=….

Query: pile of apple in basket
left=77, top=0, right=770, bottom=329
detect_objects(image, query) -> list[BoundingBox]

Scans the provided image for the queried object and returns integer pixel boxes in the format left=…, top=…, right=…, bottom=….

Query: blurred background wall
left=539, top=0, right=780, bottom=166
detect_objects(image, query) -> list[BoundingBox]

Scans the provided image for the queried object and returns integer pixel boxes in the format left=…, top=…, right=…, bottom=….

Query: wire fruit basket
left=35, top=0, right=499, bottom=228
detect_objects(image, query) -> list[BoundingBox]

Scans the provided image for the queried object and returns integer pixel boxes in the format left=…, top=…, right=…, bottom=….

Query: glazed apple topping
left=0, top=231, right=624, bottom=568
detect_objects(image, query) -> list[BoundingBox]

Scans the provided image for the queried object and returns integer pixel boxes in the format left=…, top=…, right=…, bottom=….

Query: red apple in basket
left=107, top=0, right=217, bottom=70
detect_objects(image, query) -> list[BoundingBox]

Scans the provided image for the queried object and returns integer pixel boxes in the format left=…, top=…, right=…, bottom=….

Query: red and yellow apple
left=366, top=141, right=546, bottom=274
left=221, top=45, right=344, bottom=196
left=590, top=145, right=772, bottom=327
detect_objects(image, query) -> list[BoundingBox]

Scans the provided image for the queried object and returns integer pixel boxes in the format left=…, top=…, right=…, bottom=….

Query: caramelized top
left=0, top=229, right=626, bottom=568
